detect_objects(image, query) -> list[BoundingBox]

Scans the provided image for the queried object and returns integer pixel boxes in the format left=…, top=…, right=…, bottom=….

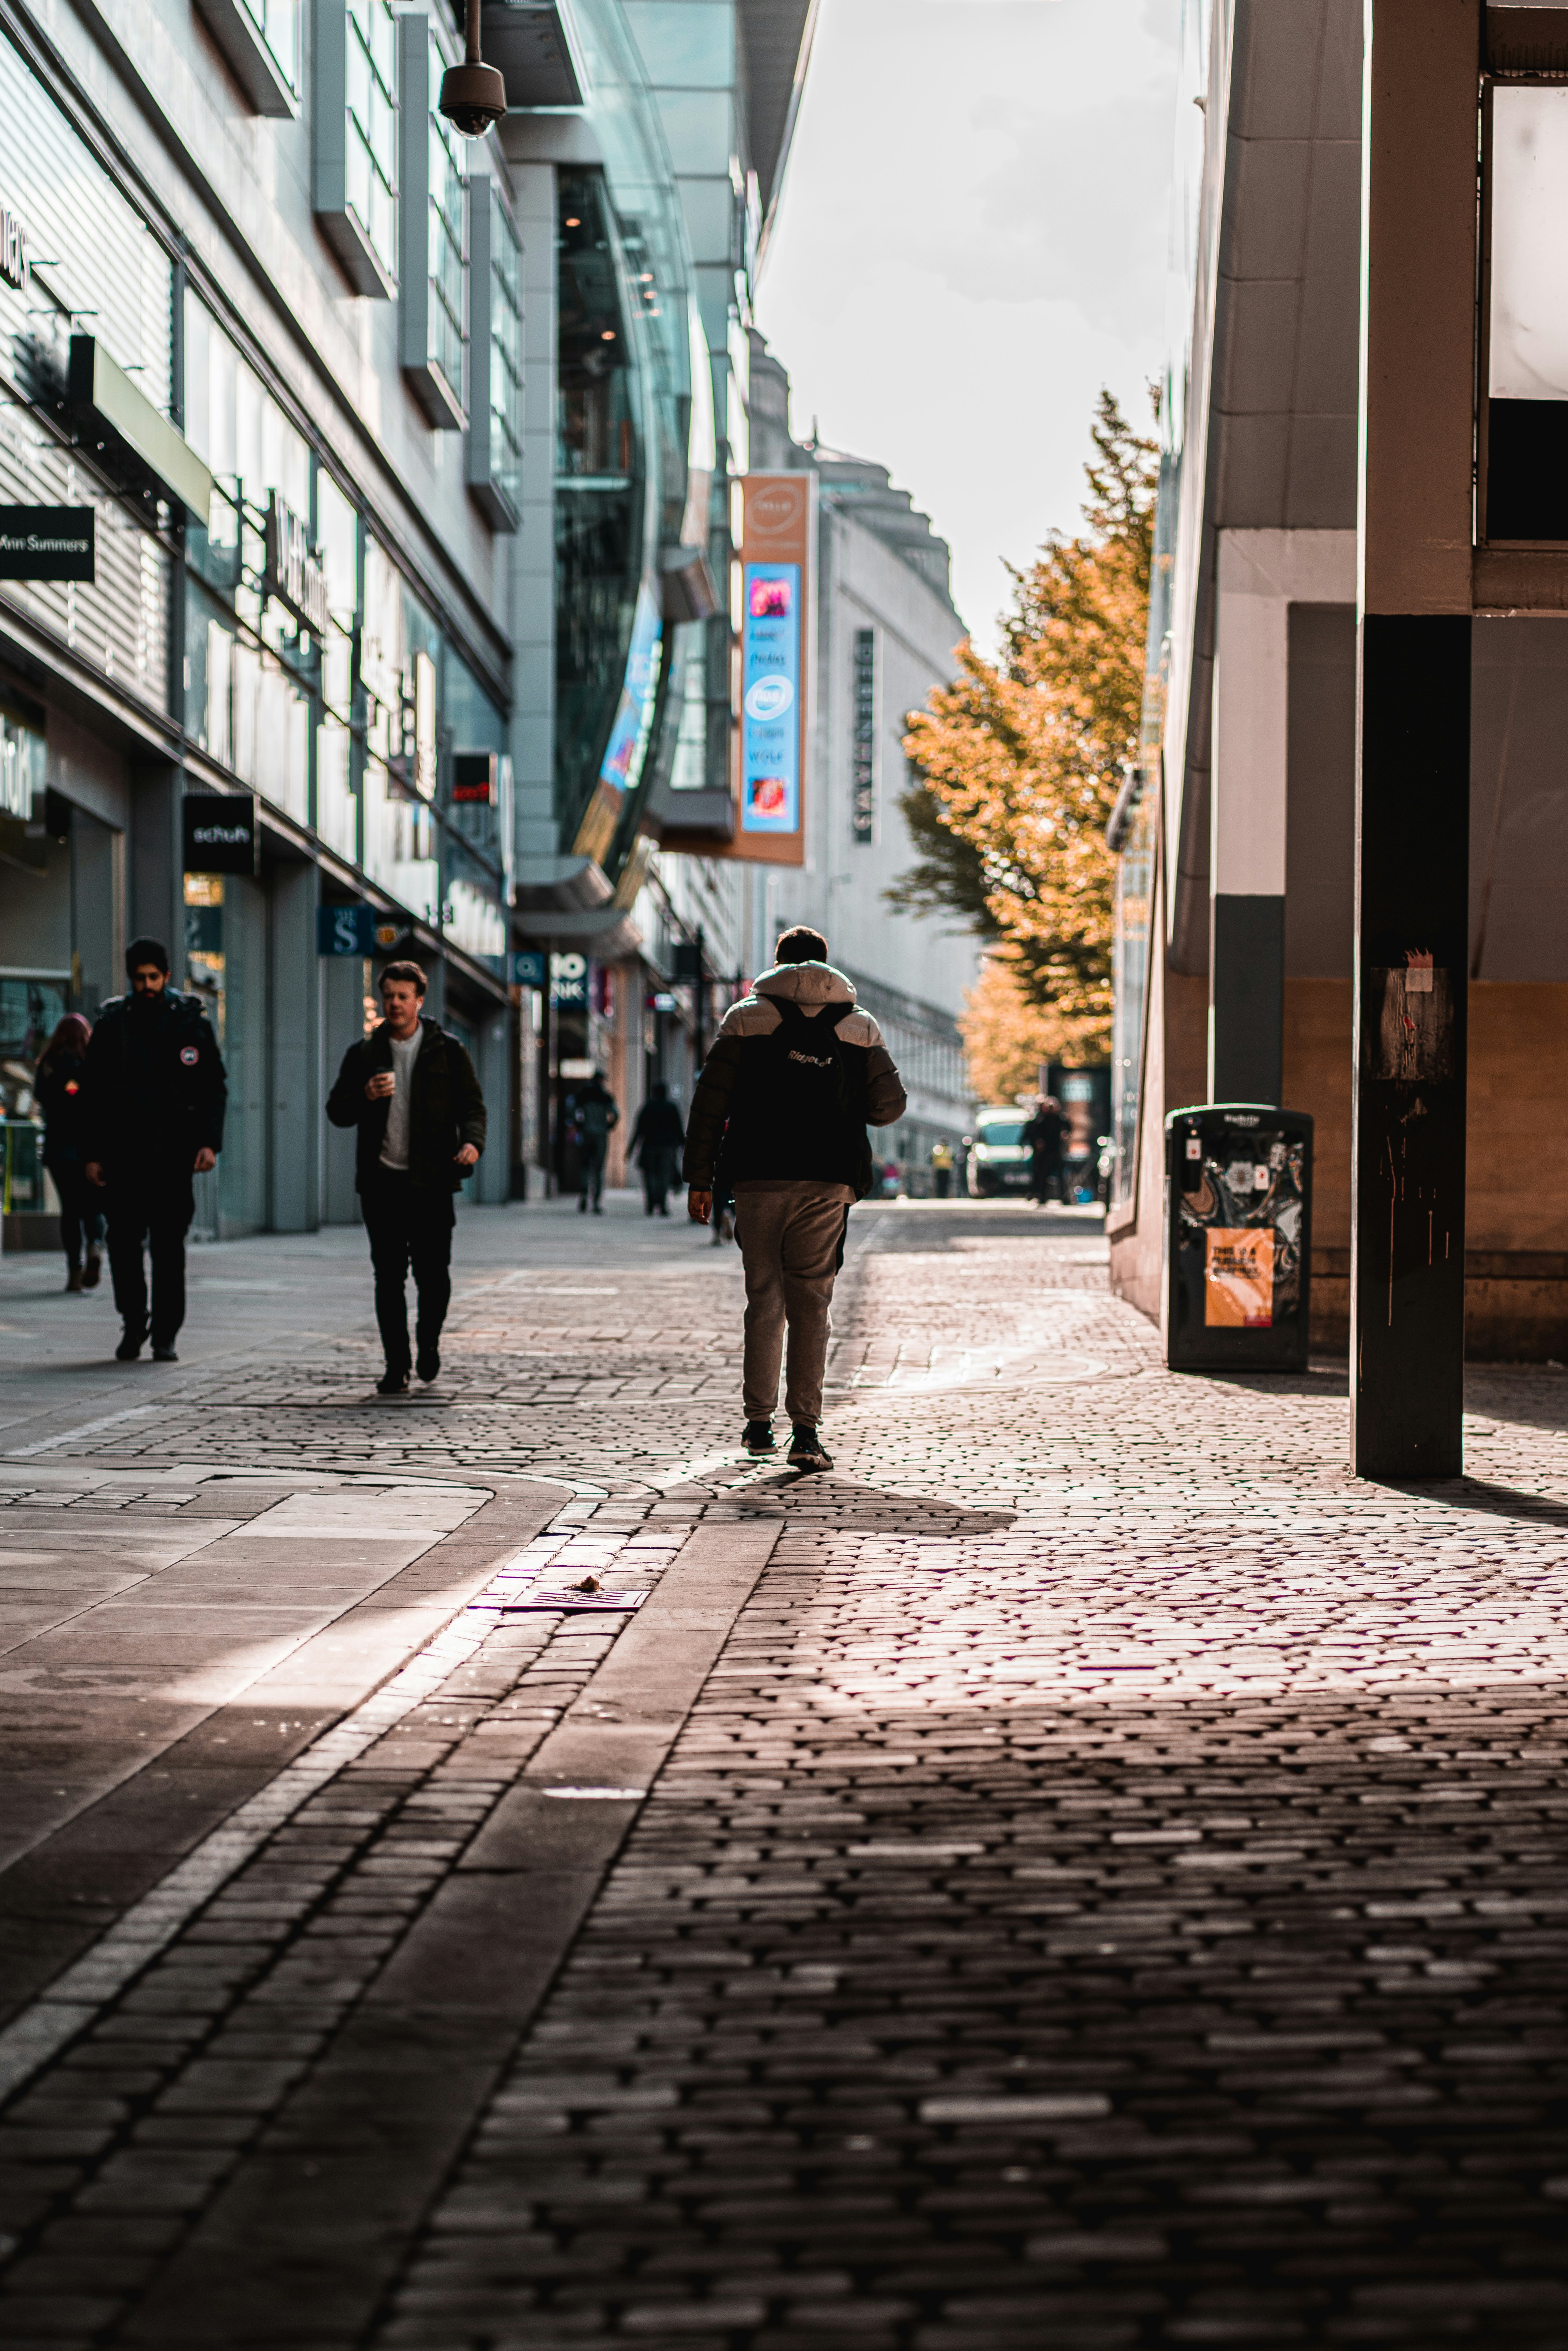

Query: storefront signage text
left=0, top=506, right=95, bottom=583
left=0, top=203, right=27, bottom=291
left=263, top=492, right=328, bottom=635
left=183, top=792, right=259, bottom=876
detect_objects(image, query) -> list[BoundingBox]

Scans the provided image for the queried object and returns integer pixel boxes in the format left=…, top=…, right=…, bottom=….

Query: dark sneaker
left=376, top=1368, right=410, bottom=1396
left=82, top=1250, right=102, bottom=1290
left=742, top=1419, right=776, bottom=1456
left=416, top=1348, right=440, bottom=1383
left=787, top=1425, right=832, bottom=1471
left=115, top=1332, right=144, bottom=1362
left=151, top=1344, right=179, bottom=1363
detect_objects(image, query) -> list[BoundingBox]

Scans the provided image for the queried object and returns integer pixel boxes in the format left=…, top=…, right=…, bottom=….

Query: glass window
left=237, top=0, right=300, bottom=92
left=428, top=32, right=467, bottom=408
left=622, top=1, right=734, bottom=87
left=348, top=0, right=398, bottom=286
left=490, top=197, right=523, bottom=512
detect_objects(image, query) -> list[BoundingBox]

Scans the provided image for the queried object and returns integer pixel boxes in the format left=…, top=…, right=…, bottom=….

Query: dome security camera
left=439, top=0, right=506, bottom=137
left=439, top=59, right=507, bottom=136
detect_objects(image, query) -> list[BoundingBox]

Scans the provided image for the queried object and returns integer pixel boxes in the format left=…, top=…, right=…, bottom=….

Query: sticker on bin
left=1185, top=1136, right=1201, bottom=1160
left=505, top=1587, right=649, bottom=1613
left=1204, top=1227, right=1275, bottom=1328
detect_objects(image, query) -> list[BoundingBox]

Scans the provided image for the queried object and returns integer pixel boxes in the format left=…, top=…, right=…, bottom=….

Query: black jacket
left=80, top=989, right=228, bottom=1172
left=36, top=1050, right=92, bottom=1168
left=682, top=962, right=906, bottom=1197
left=326, top=1017, right=487, bottom=1195
left=630, top=1096, right=684, bottom=1161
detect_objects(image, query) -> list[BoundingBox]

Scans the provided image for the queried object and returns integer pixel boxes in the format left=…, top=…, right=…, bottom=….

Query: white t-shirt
left=379, top=1031, right=421, bottom=1170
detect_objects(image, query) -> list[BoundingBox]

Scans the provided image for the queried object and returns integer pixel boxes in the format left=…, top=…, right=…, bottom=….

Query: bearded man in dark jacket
left=326, top=961, right=486, bottom=1396
left=82, top=937, right=227, bottom=1363
left=683, top=926, right=906, bottom=1471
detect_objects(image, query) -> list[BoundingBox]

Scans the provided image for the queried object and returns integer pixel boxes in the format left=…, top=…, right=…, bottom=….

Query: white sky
left=754, top=0, right=1179, bottom=652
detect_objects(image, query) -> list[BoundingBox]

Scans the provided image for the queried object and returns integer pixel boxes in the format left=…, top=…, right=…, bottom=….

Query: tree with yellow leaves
left=893, top=390, right=1156, bottom=1078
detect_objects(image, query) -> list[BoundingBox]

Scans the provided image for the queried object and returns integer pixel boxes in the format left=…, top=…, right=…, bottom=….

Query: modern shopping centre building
left=0, top=0, right=977, bottom=1243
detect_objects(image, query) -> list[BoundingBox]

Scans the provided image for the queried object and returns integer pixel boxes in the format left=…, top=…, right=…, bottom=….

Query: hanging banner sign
left=728, top=473, right=813, bottom=867
left=0, top=506, right=95, bottom=583
left=183, top=793, right=259, bottom=875
left=317, top=903, right=377, bottom=955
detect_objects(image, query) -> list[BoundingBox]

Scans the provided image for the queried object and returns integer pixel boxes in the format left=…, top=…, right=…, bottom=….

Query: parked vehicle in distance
left=967, top=1107, right=1034, bottom=1196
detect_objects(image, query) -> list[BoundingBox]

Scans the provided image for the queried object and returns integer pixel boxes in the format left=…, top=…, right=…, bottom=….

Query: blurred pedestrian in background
left=683, top=925, right=905, bottom=1472
left=1023, top=1094, right=1065, bottom=1206
left=35, top=1013, right=103, bottom=1293
left=929, top=1138, right=955, bottom=1199
left=82, top=940, right=227, bottom=1363
left=326, top=960, right=485, bottom=1397
left=566, top=1069, right=619, bottom=1215
left=629, top=1080, right=684, bottom=1216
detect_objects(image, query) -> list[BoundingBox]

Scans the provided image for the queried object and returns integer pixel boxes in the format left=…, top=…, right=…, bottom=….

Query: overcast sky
left=754, top=0, right=1179, bottom=653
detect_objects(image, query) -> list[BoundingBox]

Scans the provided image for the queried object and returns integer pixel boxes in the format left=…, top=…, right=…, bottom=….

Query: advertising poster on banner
left=1204, top=1226, right=1276, bottom=1327
left=730, top=472, right=813, bottom=865
left=573, top=582, right=664, bottom=866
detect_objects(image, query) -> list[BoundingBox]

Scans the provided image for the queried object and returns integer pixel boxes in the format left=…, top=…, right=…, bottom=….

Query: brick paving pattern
left=1, top=1204, right=1566, bottom=2345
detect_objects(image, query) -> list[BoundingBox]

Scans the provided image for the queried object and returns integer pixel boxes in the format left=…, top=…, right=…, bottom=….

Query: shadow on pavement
left=734, top=1473, right=1016, bottom=1535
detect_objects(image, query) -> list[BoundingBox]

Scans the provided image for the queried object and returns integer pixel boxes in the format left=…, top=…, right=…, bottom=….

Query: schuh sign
left=183, top=793, right=259, bottom=876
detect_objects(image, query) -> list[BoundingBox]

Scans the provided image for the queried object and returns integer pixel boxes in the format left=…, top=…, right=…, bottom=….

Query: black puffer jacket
left=326, top=1017, right=487, bottom=1195
left=682, top=962, right=906, bottom=1197
left=80, top=990, right=227, bottom=1173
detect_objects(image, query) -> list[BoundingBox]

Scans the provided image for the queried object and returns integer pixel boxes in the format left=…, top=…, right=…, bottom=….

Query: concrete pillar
left=1351, top=0, right=1477, bottom=1479
left=321, top=953, right=365, bottom=1226
left=271, top=863, right=319, bottom=1231
left=1209, top=530, right=1358, bottom=1105
left=476, top=1003, right=511, bottom=1205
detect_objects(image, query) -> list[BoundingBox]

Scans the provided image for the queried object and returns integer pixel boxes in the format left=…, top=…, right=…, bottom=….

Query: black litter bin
left=1163, top=1103, right=1313, bottom=1371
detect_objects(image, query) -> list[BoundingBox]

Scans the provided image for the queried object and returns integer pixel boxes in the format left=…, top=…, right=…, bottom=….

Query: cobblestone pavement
left=1, top=1197, right=1567, bottom=2346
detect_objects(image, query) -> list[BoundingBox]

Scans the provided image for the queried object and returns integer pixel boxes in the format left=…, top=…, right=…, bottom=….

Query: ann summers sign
left=183, top=793, right=259, bottom=876
left=0, top=507, right=94, bottom=582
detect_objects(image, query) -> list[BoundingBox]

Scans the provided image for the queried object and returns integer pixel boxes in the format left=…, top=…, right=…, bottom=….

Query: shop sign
left=452, top=752, right=497, bottom=805
left=510, top=950, right=545, bottom=987
left=183, top=793, right=258, bottom=875
left=263, top=493, right=328, bottom=634
left=550, top=951, right=587, bottom=1007
left=0, top=506, right=94, bottom=582
left=317, top=903, right=377, bottom=955
left=731, top=472, right=812, bottom=868
left=0, top=203, right=27, bottom=290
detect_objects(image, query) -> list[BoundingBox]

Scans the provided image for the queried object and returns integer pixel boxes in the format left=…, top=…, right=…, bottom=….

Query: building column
left=271, top=862, right=319, bottom=1232
left=1209, top=529, right=1357, bottom=1105
left=1351, top=0, right=1477, bottom=1479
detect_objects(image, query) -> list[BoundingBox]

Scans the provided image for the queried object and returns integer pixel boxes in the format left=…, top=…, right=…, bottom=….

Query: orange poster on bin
left=1204, top=1227, right=1275, bottom=1327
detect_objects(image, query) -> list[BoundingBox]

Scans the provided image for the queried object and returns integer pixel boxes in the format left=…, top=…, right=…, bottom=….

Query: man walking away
left=326, top=961, right=486, bottom=1396
left=1023, top=1095, right=1065, bottom=1206
left=81, top=940, right=227, bottom=1362
left=567, top=1069, right=619, bottom=1215
left=929, top=1138, right=955, bottom=1200
left=683, top=926, right=905, bottom=1471
left=36, top=1014, right=104, bottom=1293
left=629, top=1080, right=684, bottom=1216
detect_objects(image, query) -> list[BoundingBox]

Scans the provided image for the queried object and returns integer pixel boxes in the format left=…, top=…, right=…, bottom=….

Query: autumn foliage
left=895, top=391, right=1156, bottom=1082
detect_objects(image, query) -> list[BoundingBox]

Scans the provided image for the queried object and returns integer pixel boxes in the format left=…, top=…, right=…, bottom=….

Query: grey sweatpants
left=734, top=1182, right=851, bottom=1425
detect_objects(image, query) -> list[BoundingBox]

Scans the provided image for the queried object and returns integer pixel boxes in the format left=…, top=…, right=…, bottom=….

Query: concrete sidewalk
left=2, top=1199, right=1567, bottom=2347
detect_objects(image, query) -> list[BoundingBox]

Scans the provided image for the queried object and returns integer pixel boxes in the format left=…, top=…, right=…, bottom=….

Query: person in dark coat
left=1022, top=1095, right=1065, bottom=1205
left=35, top=1013, right=104, bottom=1293
left=81, top=939, right=227, bottom=1362
left=682, top=925, right=906, bottom=1473
left=325, top=961, right=487, bottom=1396
left=629, top=1081, right=685, bottom=1215
left=566, top=1072, right=619, bottom=1214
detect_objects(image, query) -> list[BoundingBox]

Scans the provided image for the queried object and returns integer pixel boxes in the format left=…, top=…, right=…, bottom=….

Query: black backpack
left=718, top=999, right=874, bottom=1196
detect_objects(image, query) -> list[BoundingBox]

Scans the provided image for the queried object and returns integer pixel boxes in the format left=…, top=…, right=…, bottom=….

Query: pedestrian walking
left=1023, top=1094, right=1065, bottom=1205
left=325, top=961, right=486, bottom=1397
left=566, top=1069, right=619, bottom=1214
left=683, top=925, right=906, bottom=1471
left=35, top=1014, right=105, bottom=1294
left=929, top=1138, right=955, bottom=1199
left=629, top=1080, right=684, bottom=1215
left=80, top=940, right=227, bottom=1363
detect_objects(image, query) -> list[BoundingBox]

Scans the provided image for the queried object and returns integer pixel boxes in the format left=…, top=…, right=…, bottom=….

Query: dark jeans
left=579, top=1136, right=608, bottom=1206
left=361, top=1171, right=455, bottom=1372
left=1031, top=1158, right=1064, bottom=1204
left=641, top=1147, right=679, bottom=1214
left=107, top=1175, right=195, bottom=1346
left=50, top=1165, right=105, bottom=1268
